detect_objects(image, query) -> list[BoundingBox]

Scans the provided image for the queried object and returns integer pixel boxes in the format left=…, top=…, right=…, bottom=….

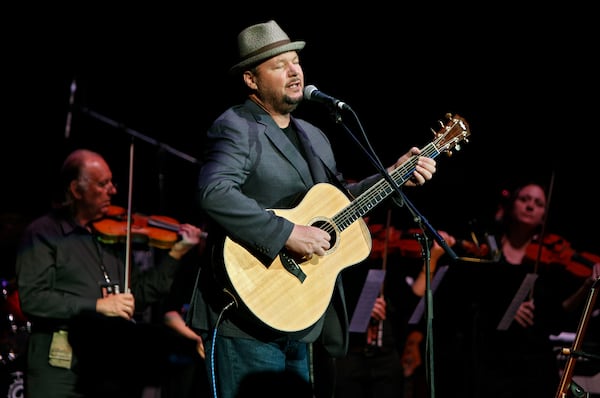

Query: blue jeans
left=204, top=335, right=312, bottom=398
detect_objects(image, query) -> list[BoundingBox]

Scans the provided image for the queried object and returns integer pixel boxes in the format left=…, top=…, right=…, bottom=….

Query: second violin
left=526, top=233, right=600, bottom=278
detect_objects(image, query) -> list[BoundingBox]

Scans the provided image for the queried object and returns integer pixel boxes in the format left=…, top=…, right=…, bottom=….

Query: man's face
left=248, top=51, right=304, bottom=113
left=78, top=157, right=117, bottom=220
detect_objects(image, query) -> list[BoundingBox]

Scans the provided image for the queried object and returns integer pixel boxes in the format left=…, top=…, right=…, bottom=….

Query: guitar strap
left=293, top=121, right=349, bottom=193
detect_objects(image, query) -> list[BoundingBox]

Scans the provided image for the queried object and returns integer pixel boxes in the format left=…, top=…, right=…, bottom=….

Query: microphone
left=64, top=78, right=77, bottom=139
left=303, top=85, right=350, bottom=111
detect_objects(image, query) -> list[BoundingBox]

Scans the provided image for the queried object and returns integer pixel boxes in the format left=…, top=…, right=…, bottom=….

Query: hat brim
left=230, top=41, right=306, bottom=75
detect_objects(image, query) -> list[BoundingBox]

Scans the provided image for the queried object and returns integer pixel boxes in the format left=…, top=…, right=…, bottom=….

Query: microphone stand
left=328, top=105, right=458, bottom=398
left=392, top=187, right=454, bottom=398
left=78, top=106, right=198, bottom=165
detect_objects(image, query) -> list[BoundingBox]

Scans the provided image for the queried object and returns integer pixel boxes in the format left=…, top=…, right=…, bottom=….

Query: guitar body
left=224, top=183, right=372, bottom=332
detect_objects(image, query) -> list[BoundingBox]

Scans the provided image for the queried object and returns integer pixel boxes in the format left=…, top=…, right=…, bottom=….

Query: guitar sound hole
left=312, top=220, right=337, bottom=248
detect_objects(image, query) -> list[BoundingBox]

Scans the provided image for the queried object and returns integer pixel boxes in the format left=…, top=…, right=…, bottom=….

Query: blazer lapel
left=295, top=123, right=329, bottom=184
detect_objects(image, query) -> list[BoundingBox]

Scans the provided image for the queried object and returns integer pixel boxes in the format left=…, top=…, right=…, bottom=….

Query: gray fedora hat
left=230, top=20, right=305, bottom=74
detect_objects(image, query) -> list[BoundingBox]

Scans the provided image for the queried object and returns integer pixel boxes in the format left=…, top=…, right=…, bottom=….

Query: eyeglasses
left=80, top=177, right=117, bottom=191
left=97, top=179, right=117, bottom=190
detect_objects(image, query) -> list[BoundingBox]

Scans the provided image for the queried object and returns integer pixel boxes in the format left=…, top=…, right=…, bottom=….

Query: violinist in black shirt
left=15, top=149, right=203, bottom=398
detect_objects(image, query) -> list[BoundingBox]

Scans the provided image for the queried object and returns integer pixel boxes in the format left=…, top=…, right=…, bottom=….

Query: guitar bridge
left=279, top=251, right=307, bottom=283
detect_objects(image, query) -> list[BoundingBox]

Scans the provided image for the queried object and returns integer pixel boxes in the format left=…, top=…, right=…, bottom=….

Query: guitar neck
left=333, top=140, right=441, bottom=233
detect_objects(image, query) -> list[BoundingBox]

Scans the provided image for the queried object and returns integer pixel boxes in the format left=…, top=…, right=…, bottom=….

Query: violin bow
left=377, top=207, right=393, bottom=345
left=529, top=170, right=556, bottom=298
left=123, top=142, right=135, bottom=294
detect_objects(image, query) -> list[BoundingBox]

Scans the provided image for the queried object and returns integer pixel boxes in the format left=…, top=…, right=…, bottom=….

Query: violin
left=368, top=224, right=412, bottom=259
left=92, top=205, right=182, bottom=249
left=368, top=226, right=490, bottom=259
left=436, top=229, right=492, bottom=259
left=526, top=233, right=600, bottom=278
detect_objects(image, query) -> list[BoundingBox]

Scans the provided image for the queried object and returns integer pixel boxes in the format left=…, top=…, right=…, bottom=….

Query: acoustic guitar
left=223, top=113, right=471, bottom=332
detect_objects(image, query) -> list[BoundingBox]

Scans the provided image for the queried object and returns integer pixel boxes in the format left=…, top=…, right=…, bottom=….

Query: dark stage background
left=3, top=7, right=599, bottom=256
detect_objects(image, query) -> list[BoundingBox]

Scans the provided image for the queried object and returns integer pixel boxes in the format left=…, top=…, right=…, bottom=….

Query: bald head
left=60, top=149, right=112, bottom=206
left=62, top=149, right=102, bottom=185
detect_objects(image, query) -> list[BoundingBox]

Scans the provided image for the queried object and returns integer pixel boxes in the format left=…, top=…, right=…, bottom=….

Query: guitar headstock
left=431, top=113, right=471, bottom=157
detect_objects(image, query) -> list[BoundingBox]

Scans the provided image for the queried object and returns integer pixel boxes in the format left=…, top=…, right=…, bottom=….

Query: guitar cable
left=208, top=289, right=238, bottom=398
left=222, top=288, right=238, bottom=310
